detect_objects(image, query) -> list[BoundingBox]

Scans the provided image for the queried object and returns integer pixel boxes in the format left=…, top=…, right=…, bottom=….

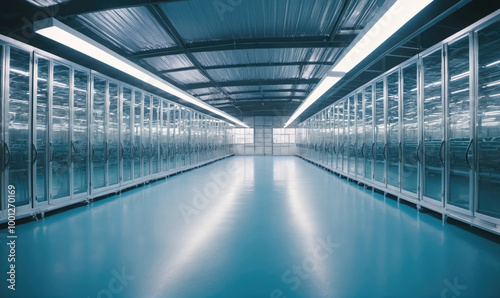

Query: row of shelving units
left=0, top=35, right=234, bottom=224
left=296, top=10, right=500, bottom=235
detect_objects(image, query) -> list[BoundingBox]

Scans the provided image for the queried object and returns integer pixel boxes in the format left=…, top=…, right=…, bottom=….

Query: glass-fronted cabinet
left=72, top=69, right=89, bottom=199
left=374, top=80, right=386, bottom=185
left=33, top=55, right=49, bottom=207
left=387, top=70, right=400, bottom=190
left=401, top=61, right=419, bottom=197
left=476, top=19, right=500, bottom=222
left=446, top=35, right=473, bottom=213
left=421, top=47, right=445, bottom=204
left=121, top=86, right=133, bottom=185
left=5, top=46, right=32, bottom=210
left=133, top=90, right=143, bottom=180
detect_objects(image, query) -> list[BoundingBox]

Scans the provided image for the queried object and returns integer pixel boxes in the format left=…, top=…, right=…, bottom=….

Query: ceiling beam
left=146, top=3, right=237, bottom=107
left=230, top=96, right=307, bottom=102
left=227, top=89, right=310, bottom=95
left=160, top=61, right=334, bottom=73
left=185, top=78, right=320, bottom=90
left=128, top=35, right=355, bottom=59
left=56, top=0, right=185, bottom=18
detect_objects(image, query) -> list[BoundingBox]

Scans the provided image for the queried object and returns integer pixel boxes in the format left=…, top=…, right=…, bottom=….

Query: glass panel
left=92, top=77, right=106, bottom=189
left=402, top=62, right=419, bottom=194
left=365, top=85, right=373, bottom=180
left=175, top=106, right=181, bottom=168
left=122, top=87, right=133, bottom=182
left=73, top=70, right=88, bottom=195
left=422, top=50, right=444, bottom=202
left=152, top=97, right=160, bottom=174
left=387, top=71, right=400, bottom=188
left=169, top=105, right=176, bottom=170
left=185, top=110, right=191, bottom=166
left=51, top=63, right=71, bottom=199
left=180, top=108, right=186, bottom=167
left=447, top=36, right=471, bottom=210
left=0, top=45, right=2, bottom=212
left=374, top=80, right=385, bottom=184
left=337, top=104, right=343, bottom=171
left=332, top=106, right=337, bottom=169
left=161, top=101, right=169, bottom=172
left=342, top=100, right=348, bottom=173
left=35, top=57, right=49, bottom=203
left=356, top=93, right=364, bottom=177
left=143, top=95, right=151, bottom=176
left=134, top=91, right=142, bottom=179
left=8, top=47, right=31, bottom=206
left=349, top=96, right=356, bottom=174
left=108, top=83, right=119, bottom=186
left=477, top=21, right=500, bottom=219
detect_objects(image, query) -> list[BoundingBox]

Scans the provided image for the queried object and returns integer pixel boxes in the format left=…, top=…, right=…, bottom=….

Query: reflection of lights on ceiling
left=424, top=81, right=441, bottom=88
left=451, top=88, right=469, bottom=94
left=485, top=60, right=500, bottom=68
left=10, top=68, right=30, bottom=76
left=53, top=81, right=69, bottom=88
left=451, top=71, right=469, bottom=81
left=485, top=80, right=500, bottom=87
left=489, top=93, right=500, bottom=97
left=424, top=96, right=441, bottom=101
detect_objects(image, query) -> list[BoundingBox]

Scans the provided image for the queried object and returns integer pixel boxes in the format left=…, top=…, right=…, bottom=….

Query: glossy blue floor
left=1, top=156, right=500, bottom=298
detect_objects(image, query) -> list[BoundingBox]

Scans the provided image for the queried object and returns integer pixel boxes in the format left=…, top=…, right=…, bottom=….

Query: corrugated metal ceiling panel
left=223, top=86, right=261, bottom=93
left=163, top=69, right=210, bottom=84
left=208, top=66, right=300, bottom=82
left=193, top=48, right=312, bottom=67
left=74, top=7, right=176, bottom=54
left=189, top=87, right=220, bottom=96
left=141, top=55, right=193, bottom=72
left=26, top=0, right=68, bottom=7
left=159, top=0, right=343, bottom=43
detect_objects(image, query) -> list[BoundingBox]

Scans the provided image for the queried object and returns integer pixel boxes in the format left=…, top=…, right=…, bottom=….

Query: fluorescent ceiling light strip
left=332, top=0, right=433, bottom=74
left=284, top=76, right=341, bottom=127
left=34, top=18, right=247, bottom=128
left=284, top=0, right=433, bottom=128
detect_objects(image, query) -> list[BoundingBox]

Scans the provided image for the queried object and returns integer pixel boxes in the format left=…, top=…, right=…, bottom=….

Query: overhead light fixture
left=284, top=0, right=433, bottom=128
left=284, top=74, right=343, bottom=128
left=34, top=18, right=248, bottom=128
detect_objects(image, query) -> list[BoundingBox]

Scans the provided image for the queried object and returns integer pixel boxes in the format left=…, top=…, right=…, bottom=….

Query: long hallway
left=2, top=156, right=500, bottom=297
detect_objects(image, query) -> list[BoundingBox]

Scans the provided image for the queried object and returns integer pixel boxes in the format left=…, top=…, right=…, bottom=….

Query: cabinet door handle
left=383, top=143, right=388, bottom=160
left=50, top=142, right=55, bottom=163
left=361, top=143, right=365, bottom=158
left=32, top=144, right=38, bottom=164
left=398, top=142, right=402, bottom=163
left=465, top=138, right=473, bottom=170
left=416, top=141, right=422, bottom=164
left=71, top=141, right=76, bottom=163
left=371, top=143, right=375, bottom=159
left=4, top=143, right=11, bottom=168
left=439, top=140, right=445, bottom=166
left=90, top=144, right=95, bottom=161
left=120, top=143, right=124, bottom=160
